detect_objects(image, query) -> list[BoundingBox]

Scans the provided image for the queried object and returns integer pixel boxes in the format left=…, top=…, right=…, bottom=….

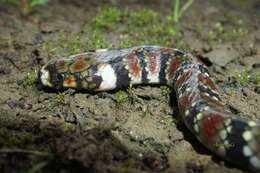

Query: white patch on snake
left=250, top=156, right=260, bottom=169
left=95, top=49, right=109, bottom=53
left=243, top=131, right=253, bottom=141
left=243, top=145, right=253, bottom=156
left=219, top=129, right=227, bottom=140
left=226, top=126, right=232, bottom=133
left=178, top=92, right=183, bottom=98
left=204, top=106, right=210, bottom=111
left=204, top=72, right=210, bottom=77
left=186, top=87, right=191, bottom=92
left=249, top=121, right=257, bottom=127
left=194, top=124, right=199, bottom=132
left=225, top=118, right=232, bottom=126
left=197, top=113, right=203, bottom=120
left=203, top=92, right=210, bottom=97
left=212, top=96, right=220, bottom=101
left=40, top=67, right=52, bottom=87
left=185, top=110, right=190, bottom=116
left=96, top=64, right=117, bottom=91
left=211, top=88, right=219, bottom=95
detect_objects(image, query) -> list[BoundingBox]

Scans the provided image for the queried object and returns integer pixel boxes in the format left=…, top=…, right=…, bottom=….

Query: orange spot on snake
left=63, top=76, right=76, bottom=87
left=127, top=53, right=141, bottom=79
left=70, top=57, right=88, bottom=73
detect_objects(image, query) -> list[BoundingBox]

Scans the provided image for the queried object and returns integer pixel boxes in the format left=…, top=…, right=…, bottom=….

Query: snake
left=38, top=45, right=260, bottom=171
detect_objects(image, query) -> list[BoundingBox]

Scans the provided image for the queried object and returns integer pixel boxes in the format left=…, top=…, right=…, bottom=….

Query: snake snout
left=39, top=66, right=52, bottom=88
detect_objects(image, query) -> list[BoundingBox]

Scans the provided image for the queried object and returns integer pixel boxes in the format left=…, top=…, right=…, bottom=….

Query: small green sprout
left=93, top=7, right=123, bottom=30
left=129, top=9, right=158, bottom=26
left=160, top=114, right=174, bottom=126
left=127, top=84, right=138, bottom=103
left=115, top=90, right=128, bottom=106
left=232, top=27, right=248, bottom=38
left=119, top=38, right=135, bottom=48
left=160, top=86, right=172, bottom=97
left=43, top=32, right=86, bottom=57
left=21, top=70, right=38, bottom=88
left=255, top=73, right=260, bottom=87
left=226, top=89, right=237, bottom=97
left=208, top=22, right=225, bottom=43
left=55, top=92, right=68, bottom=105
left=0, top=0, right=49, bottom=14
left=63, top=34, right=84, bottom=55
left=207, top=20, right=249, bottom=44
left=88, top=30, right=111, bottom=49
left=235, top=70, right=250, bottom=86
left=29, top=0, right=48, bottom=8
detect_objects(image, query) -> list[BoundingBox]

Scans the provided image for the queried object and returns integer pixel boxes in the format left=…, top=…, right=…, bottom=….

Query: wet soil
left=0, top=0, right=260, bottom=173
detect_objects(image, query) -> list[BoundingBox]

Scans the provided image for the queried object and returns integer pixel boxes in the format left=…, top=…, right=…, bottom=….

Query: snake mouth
left=39, top=66, right=52, bottom=88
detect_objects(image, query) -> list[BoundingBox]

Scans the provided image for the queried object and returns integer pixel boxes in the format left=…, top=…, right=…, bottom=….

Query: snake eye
left=55, top=73, right=64, bottom=83
left=50, top=73, right=64, bottom=89
left=56, top=73, right=64, bottom=81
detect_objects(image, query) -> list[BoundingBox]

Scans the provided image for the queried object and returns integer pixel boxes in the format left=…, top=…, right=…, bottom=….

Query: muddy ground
left=0, top=0, right=260, bottom=173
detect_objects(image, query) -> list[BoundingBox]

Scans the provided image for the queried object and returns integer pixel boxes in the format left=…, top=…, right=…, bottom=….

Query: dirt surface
left=0, top=0, right=260, bottom=173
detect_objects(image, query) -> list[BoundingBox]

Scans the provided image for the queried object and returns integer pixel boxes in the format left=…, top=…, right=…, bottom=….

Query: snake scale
left=39, top=45, right=260, bottom=172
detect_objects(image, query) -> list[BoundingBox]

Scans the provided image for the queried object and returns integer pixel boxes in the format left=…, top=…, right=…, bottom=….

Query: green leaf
left=30, top=0, right=49, bottom=7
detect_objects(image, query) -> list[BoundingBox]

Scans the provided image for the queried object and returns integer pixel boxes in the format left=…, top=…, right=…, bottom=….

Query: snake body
left=39, top=45, right=260, bottom=171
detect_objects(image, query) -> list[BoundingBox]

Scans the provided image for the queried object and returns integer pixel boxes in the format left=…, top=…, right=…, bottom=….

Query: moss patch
left=43, top=7, right=181, bottom=58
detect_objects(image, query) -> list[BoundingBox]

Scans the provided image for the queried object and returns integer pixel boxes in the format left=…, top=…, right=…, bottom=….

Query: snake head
left=39, top=61, right=66, bottom=89
left=39, top=53, right=101, bottom=90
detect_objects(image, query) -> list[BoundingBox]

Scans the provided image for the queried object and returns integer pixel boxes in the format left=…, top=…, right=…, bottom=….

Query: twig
left=0, top=148, right=51, bottom=157
left=179, top=0, right=194, bottom=19
left=27, top=162, right=48, bottom=173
